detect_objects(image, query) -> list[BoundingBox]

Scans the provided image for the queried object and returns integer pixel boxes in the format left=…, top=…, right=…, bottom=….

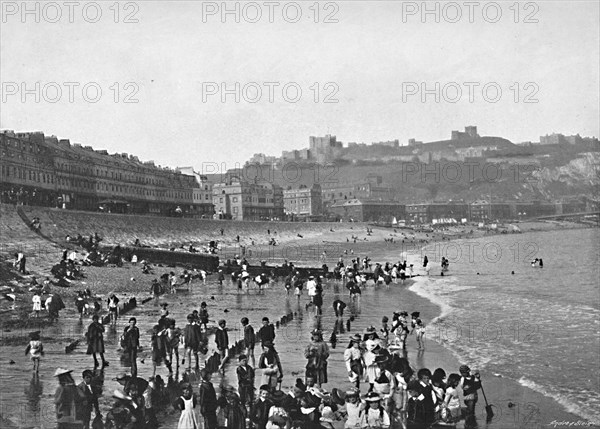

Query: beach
left=0, top=219, right=597, bottom=428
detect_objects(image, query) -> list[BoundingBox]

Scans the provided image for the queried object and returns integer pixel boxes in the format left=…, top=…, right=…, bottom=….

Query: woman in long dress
left=304, top=330, right=329, bottom=387
left=174, top=383, right=200, bottom=429
left=362, top=327, right=381, bottom=390
left=86, top=314, right=108, bottom=367
left=343, top=334, right=364, bottom=389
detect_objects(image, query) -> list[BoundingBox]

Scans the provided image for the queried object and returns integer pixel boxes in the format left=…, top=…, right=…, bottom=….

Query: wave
left=408, top=275, right=475, bottom=322
left=409, top=276, right=453, bottom=321
left=518, top=377, right=600, bottom=426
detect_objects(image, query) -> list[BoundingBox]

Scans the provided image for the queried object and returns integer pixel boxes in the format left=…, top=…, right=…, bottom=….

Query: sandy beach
left=0, top=218, right=595, bottom=428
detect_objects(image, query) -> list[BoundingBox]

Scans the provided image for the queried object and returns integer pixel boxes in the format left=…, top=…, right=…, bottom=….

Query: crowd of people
left=19, top=251, right=488, bottom=429
left=6, top=222, right=487, bottom=429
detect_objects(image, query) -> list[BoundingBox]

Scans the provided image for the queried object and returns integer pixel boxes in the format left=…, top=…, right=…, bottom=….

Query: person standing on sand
left=174, top=382, right=200, bottom=429
left=25, top=331, right=44, bottom=373
left=107, top=294, right=119, bottom=325
left=54, top=368, right=85, bottom=429
left=459, top=365, right=481, bottom=427
left=198, top=369, right=218, bottom=429
left=257, top=317, right=276, bottom=347
left=122, top=317, right=140, bottom=377
left=215, top=319, right=229, bottom=372
left=78, top=370, right=100, bottom=429
left=344, top=334, right=364, bottom=390
left=86, top=314, right=108, bottom=368
left=237, top=354, right=255, bottom=412
left=183, top=314, right=202, bottom=371
left=304, top=330, right=330, bottom=387
left=241, top=317, right=256, bottom=367
left=32, top=291, right=41, bottom=318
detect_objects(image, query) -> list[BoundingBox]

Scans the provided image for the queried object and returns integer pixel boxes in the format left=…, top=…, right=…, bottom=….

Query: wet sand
left=0, top=221, right=594, bottom=428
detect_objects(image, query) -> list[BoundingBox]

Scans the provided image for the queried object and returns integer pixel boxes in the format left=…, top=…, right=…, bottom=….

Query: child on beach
left=442, top=373, right=461, bottom=423
left=236, top=354, right=255, bottom=412
left=380, top=316, right=390, bottom=348
left=166, top=319, right=181, bottom=373
left=199, top=302, right=209, bottom=330
left=216, top=319, right=229, bottom=372
left=25, top=331, right=44, bottom=373
left=414, top=318, right=426, bottom=350
left=174, top=382, right=200, bottom=429
left=183, top=314, right=202, bottom=371
left=241, top=317, right=256, bottom=368
left=32, top=291, right=41, bottom=318
left=151, top=324, right=167, bottom=377
left=107, top=294, right=119, bottom=325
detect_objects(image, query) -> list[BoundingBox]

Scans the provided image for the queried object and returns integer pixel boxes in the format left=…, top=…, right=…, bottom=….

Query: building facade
left=1, top=130, right=201, bottom=216
left=329, top=199, right=405, bottom=223
left=177, top=167, right=215, bottom=218
left=283, top=184, right=322, bottom=220
left=321, top=175, right=396, bottom=212
left=212, top=174, right=284, bottom=221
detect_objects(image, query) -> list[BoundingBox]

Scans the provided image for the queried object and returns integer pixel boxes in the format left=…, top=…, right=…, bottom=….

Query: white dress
left=178, top=396, right=201, bottom=429
left=32, top=295, right=41, bottom=311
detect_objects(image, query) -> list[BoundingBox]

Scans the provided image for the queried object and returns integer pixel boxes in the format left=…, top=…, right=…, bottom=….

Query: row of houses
left=2, top=130, right=594, bottom=223
left=328, top=199, right=591, bottom=223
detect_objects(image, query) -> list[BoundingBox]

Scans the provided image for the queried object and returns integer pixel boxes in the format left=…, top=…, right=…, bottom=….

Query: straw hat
left=364, top=392, right=382, bottom=402
left=53, top=368, right=73, bottom=377
left=363, top=326, right=380, bottom=340
left=320, top=406, right=336, bottom=423
left=349, top=333, right=362, bottom=343
left=345, top=387, right=359, bottom=397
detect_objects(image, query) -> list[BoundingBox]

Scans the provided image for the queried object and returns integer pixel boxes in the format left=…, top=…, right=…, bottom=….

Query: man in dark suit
left=77, top=370, right=99, bottom=429
left=250, top=385, right=273, bottom=429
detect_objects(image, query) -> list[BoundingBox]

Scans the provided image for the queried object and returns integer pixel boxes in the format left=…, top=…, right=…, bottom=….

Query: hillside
left=235, top=151, right=599, bottom=203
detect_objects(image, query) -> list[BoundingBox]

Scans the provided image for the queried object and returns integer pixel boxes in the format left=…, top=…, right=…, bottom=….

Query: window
left=232, top=197, right=238, bottom=203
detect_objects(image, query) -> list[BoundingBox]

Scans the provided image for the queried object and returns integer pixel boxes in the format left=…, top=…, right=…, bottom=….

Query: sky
left=1, top=1, right=599, bottom=172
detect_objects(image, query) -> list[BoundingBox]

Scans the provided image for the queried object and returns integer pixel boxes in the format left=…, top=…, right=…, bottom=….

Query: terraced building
left=0, top=130, right=210, bottom=217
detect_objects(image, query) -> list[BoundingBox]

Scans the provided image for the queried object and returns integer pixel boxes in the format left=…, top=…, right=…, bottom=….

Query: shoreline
left=0, top=220, right=596, bottom=428
left=404, top=232, right=600, bottom=428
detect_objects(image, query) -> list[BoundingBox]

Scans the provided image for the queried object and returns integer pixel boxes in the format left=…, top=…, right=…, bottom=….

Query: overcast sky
left=1, top=1, right=598, bottom=171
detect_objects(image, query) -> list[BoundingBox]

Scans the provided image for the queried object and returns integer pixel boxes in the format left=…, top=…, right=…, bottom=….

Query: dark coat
left=86, top=321, right=105, bottom=354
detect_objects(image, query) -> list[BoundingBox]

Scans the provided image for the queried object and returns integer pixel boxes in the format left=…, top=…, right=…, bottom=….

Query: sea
left=412, top=227, right=600, bottom=426
left=0, top=227, right=598, bottom=428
